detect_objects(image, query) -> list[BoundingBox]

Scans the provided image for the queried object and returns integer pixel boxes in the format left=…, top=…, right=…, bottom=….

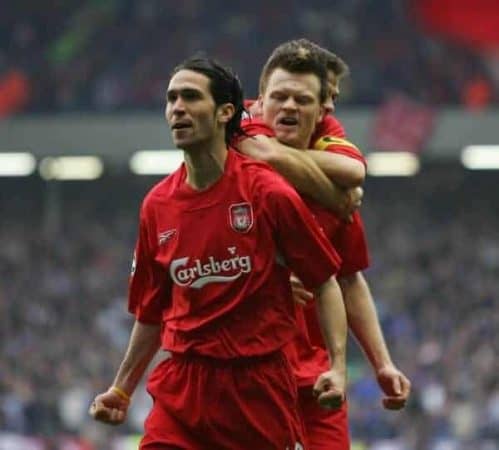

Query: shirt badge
left=229, top=202, right=253, bottom=233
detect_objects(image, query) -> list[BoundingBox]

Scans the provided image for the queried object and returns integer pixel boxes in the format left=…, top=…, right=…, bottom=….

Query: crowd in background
left=1, top=1, right=498, bottom=448
left=1, top=0, right=497, bottom=116
left=1, top=167, right=498, bottom=449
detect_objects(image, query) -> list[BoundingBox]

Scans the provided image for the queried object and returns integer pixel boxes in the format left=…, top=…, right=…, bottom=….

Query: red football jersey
left=313, top=114, right=346, bottom=139
left=312, top=115, right=367, bottom=168
left=244, top=98, right=257, bottom=110
left=239, top=117, right=370, bottom=385
left=238, top=117, right=369, bottom=276
left=240, top=105, right=366, bottom=167
left=128, top=149, right=341, bottom=359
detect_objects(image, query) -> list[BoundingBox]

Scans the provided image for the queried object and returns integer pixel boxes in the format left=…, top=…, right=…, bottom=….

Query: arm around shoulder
left=238, top=135, right=347, bottom=212
left=306, top=150, right=366, bottom=188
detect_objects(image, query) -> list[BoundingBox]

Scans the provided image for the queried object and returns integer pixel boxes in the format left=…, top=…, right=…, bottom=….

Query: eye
left=182, top=90, right=201, bottom=101
left=295, top=95, right=313, bottom=105
left=166, top=92, right=177, bottom=103
left=270, top=92, right=287, bottom=102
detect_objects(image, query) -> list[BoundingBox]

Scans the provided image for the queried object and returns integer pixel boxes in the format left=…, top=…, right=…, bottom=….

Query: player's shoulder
left=231, top=148, right=275, bottom=177
left=141, top=164, right=184, bottom=212
left=350, top=211, right=366, bottom=228
left=240, top=116, right=275, bottom=136
left=312, top=117, right=366, bottom=164
left=231, top=149, right=294, bottom=195
left=326, top=114, right=344, bottom=129
left=317, top=114, right=346, bottom=139
left=243, top=98, right=256, bottom=110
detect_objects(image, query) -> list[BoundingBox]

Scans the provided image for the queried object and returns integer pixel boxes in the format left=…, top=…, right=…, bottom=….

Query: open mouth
left=278, top=117, right=299, bottom=126
left=171, top=122, right=192, bottom=130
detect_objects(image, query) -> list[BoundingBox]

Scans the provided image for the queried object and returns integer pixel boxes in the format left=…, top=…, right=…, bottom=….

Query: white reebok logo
left=158, top=229, right=177, bottom=245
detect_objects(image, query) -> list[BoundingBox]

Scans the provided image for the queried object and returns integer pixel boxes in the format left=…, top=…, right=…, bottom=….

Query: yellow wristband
left=111, top=385, right=131, bottom=402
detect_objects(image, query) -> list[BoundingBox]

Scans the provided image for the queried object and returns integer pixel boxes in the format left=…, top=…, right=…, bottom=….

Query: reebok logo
left=170, top=248, right=252, bottom=289
left=158, top=229, right=177, bottom=245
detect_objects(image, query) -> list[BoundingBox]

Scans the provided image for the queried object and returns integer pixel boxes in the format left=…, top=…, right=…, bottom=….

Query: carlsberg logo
left=170, top=248, right=251, bottom=289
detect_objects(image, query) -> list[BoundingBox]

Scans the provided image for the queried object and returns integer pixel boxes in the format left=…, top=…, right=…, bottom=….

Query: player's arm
left=90, top=203, right=166, bottom=425
left=89, top=320, right=161, bottom=425
left=269, top=183, right=348, bottom=407
left=309, top=134, right=366, bottom=187
left=338, top=272, right=411, bottom=409
left=110, top=320, right=161, bottom=397
left=238, top=135, right=356, bottom=217
left=312, top=275, right=348, bottom=408
left=306, top=150, right=365, bottom=188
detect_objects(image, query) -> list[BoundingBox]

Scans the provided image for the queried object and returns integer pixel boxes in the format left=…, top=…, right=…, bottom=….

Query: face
left=165, top=69, right=219, bottom=150
left=260, top=68, right=324, bottom=149
left=324, top=71, right=340, bottom=114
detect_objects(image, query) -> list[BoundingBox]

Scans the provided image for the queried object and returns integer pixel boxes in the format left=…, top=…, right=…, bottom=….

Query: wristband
left=111, top=385, right=131, bottom=402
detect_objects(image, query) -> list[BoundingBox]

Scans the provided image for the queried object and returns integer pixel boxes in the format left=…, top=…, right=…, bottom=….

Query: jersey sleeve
left=231, top=117, right=276, bottom=148
left=128, top=204, right=171, bottom=324
left=264, top=180, right=342, bottom=289
left=241, top=117, right=276, bottom=138
left=332, top=212, right=370, bottom=277
left=313, top=135, right=367, bottom=168
left=318, top=115, right=346, bottom=138
left=311, top=115, right=367, bottom=167
left=244, top=99, right=256, bottom=110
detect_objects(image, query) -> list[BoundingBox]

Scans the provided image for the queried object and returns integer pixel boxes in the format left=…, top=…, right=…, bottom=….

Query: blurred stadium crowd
left=1, top=168, right=498, bottom=449
left=1, top=0, right=499, bottom=449
left=1, top=0, right=497, bottom=116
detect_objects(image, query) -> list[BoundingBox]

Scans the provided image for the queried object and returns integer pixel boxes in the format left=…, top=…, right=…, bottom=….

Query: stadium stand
left=1, top=168, right=498, bottom=449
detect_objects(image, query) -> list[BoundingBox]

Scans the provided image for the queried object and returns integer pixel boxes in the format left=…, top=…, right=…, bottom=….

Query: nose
left=325, top=100, right=335, bottom=114
left=165, top=97, right=185, bottom=124
left=170, top=97, right=186, bottom=115
left=282, top=96, right=298, bottom=110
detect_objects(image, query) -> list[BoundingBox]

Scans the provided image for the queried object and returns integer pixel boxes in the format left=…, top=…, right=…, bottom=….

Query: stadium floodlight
left=130, top=150, right=184, bottom=175
left=461, top=145, right=499, bottom=170
left=39, top=156, right=104, bottom=180
left=0, top=152, right=36, bottom=176
left=367, top=152, right=420, bottom=177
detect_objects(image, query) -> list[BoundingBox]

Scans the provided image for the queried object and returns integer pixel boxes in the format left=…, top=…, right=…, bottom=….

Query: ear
left=252, top=95, right=264, bottom=116
left=257, top=94, right=264, bottom=110
left=317, top=104, right=326, bottom=124
left=217, top=103, right=235, bottom=124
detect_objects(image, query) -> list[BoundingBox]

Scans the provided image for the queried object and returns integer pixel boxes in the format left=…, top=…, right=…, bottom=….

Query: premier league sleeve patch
left=229, top=202, right=253, bottom=233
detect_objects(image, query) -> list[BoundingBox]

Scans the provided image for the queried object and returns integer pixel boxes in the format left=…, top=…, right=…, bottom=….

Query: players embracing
left=89, top=39, right=411, bottom=450
left=235, top=39, right=411, bottom=450
left=90, top=54, right=350, bottom=449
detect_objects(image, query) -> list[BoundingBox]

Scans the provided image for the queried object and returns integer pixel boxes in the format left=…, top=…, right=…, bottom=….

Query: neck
left=283, top=134, right=311, bottom=150
left=289, top=138, right=310, bottom=150
left=183, top=135, right=228, bottom=190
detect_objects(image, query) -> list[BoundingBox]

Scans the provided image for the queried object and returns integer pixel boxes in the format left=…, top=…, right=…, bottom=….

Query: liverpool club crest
left=229, top=202, right=253, bottom=233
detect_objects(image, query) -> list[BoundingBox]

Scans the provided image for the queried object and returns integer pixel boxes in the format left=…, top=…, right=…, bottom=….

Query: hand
left=89, top=388, right=130, bottom=425
left=376, top=365, right=411, bottom=410
left=313, top=369, right=346, bottom=410
left=290, top=274, right=313, bottom=306
left=337, top=187, right=363, bottom=222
